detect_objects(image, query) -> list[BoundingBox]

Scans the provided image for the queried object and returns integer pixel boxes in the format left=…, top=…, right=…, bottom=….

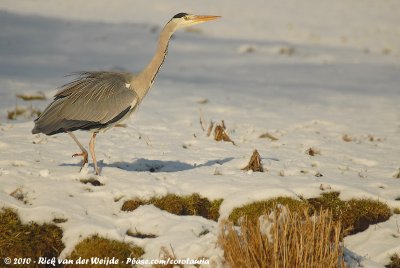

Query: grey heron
left=32, top=13, right=220, bottom=175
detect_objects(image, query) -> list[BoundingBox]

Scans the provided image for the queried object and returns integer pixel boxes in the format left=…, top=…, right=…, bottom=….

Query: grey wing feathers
left=32, top=71, right=138, bottom=135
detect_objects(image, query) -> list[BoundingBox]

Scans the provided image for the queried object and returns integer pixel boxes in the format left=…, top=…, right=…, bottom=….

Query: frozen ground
left=0, top=1, right=399, bottom=267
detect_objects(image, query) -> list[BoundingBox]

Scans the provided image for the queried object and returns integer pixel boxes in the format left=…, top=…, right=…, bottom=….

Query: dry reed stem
left=219, top=207, right=344, bottom=268
left=206, top=121, right=214, bottom=137
left=242, top=150, right=264, bottom=172
left=221, top=120, right=226, bottom=130
left=199, top=108, right=207, bottom=131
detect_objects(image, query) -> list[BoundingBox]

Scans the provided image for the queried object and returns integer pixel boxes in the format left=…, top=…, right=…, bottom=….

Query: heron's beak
left=192, top=15, right=221, bottom=23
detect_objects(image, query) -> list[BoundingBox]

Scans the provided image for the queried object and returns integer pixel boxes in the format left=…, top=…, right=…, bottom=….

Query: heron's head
left=170, top=13, right=221, bottom=29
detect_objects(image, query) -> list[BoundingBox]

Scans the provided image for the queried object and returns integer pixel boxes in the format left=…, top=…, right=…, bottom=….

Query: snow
left=0, top=1, right=399, bottom=267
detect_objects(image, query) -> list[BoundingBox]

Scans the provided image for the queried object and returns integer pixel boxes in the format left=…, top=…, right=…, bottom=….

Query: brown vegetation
left=230, top=192, right=392, bottom=235
left=214, top=124, right=235, bottom=145
left=121, top=193, right=223, bottom=221
left=306, top=147, right=321, bottom=156
left=386, top=253, right=400, bottom=268
left=308, top=192, right=392, bottom=235
left=242, top=149, right=264, bottom=172
left=16, top=92, right=46, bottom=101
left=126, top=229, right=157, bottom=239
left=0, top=208, right=64, bottom=265
left=259, top=132, right=278, bottom=141
left=7, top=106, right=41, bottom=120
left=66, top=235, right=144, bottom=268
left=220, top=206, right=344, bottom=268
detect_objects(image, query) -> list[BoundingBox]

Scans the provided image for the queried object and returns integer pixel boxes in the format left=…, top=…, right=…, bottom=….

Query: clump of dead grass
left=386, top=253, right=400, bottom=268
left=306, top=147, right=321, bottom=156
left=52, top=218, right=68, bottom=224
left=214, top=123, right=235, bottom=145
left=152, top=246, right=184, bottom=268
left=7, top=93, right=45, bottom=120
left=259, top=132, right=278, bottom=141
left=393, top=169, right=400, bottom=179
left=279, top=46, right=296, bottom=56
left=342, top=134, right=353, bottom=142
left=66, top=235, right=144, bottom=268
left=198, top=112, right=235, bottom=145
left=80, top=178, right=104, bottom=186
left=220, top=206, right=344, bottom=268
left=308, top=192, right=392, bottom=235
left=16, top=92, right=46, bottom=101
left=121, top=193, right=223, bottom=221
left=0, top=208, right=64, bottom=261
left=7, top=106, right=41, bottom=120
left=229, top=197, right=308, bottom=224
left=230, top=192, right=392, bottom=235
left=10, top=187, right=28, bottom=204
left=242, top=149, right=264, bottom=172
left=126, top=229, right=157, bottom=239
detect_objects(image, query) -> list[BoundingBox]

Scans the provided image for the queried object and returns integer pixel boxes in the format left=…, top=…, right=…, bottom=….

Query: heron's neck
left=134, top=23, right=176, bottom=100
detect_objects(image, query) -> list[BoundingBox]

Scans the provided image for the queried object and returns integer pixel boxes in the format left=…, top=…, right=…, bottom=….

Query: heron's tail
left=32, top=99, right=65, bottom=135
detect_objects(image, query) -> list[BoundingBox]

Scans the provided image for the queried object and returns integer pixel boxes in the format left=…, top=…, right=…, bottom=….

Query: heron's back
left=32, top=71, right=138, bottom=135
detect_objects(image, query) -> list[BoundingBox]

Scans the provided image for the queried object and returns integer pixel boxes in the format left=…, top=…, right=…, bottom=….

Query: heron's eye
left=184, top=16, right=190, bottom=20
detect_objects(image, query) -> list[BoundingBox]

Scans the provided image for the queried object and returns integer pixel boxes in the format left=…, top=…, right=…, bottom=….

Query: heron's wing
left=56, top=71, right=138, bottom=124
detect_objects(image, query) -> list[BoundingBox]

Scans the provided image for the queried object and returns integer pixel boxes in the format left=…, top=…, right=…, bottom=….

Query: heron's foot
left=93, top=161, right=100, bottom=175
left=72, top=151, right=88, bottom=171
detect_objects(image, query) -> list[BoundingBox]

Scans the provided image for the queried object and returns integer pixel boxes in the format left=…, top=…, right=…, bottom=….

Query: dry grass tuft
left=214, top=124, right=235, bottom=145
left=52, top=218, right=68, bottom=224
left=10, top=187, right=28, bottom=204
left=393, top=169, right=400, bottom=179
left=230, top=192, right=392, bottom=236
left=66, top=235, right=144, bottom=268
left=229, top=197, right=308, bottom=224
left=80, top=178, right=104, bottom=186
left=220, top=207, right=344, bottom=268
left=242, top=149, right=264, bottom=172
left=7, top=106, right=27, bottom=120
left=121, top=198, right=144, bottom=212
left=0, top=208, right=64, bottom=263
left=126, top=229, right=157, bottom=239
left=342, top=134, right=353, bottom=142
left=308, top=192, right=392, bottom=235
left=306, top=147, right=321, bottom=156
left=16, top=92, right=46, bottom=101
left=121, top=193, right=223, bottom=221
left=7, top=106, right=41, bottom=120
left=206, top=120, right=214, bottom=136
left=387, top=253, right=400, bottom=268
left=259, top=132, right=278, bottom=141
left=279, top=46, right=296, bottom=56
left=201, top=116, right=235, bottom=144
left=152, top=246, right=184, bottom=268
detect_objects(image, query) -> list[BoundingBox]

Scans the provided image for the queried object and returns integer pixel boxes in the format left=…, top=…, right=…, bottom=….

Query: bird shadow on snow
left=106, top=157, right=234, bottom=173
left=60, top=157, right=234, bottom=173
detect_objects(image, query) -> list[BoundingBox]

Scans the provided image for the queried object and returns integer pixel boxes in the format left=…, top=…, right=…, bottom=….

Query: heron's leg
left=68, top=131, right=88, bottom=171
left=89, top=132, right=99, bottom=175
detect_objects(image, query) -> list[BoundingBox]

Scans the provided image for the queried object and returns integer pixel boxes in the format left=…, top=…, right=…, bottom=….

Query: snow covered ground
left=0, top=0, right=399, bottom=266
